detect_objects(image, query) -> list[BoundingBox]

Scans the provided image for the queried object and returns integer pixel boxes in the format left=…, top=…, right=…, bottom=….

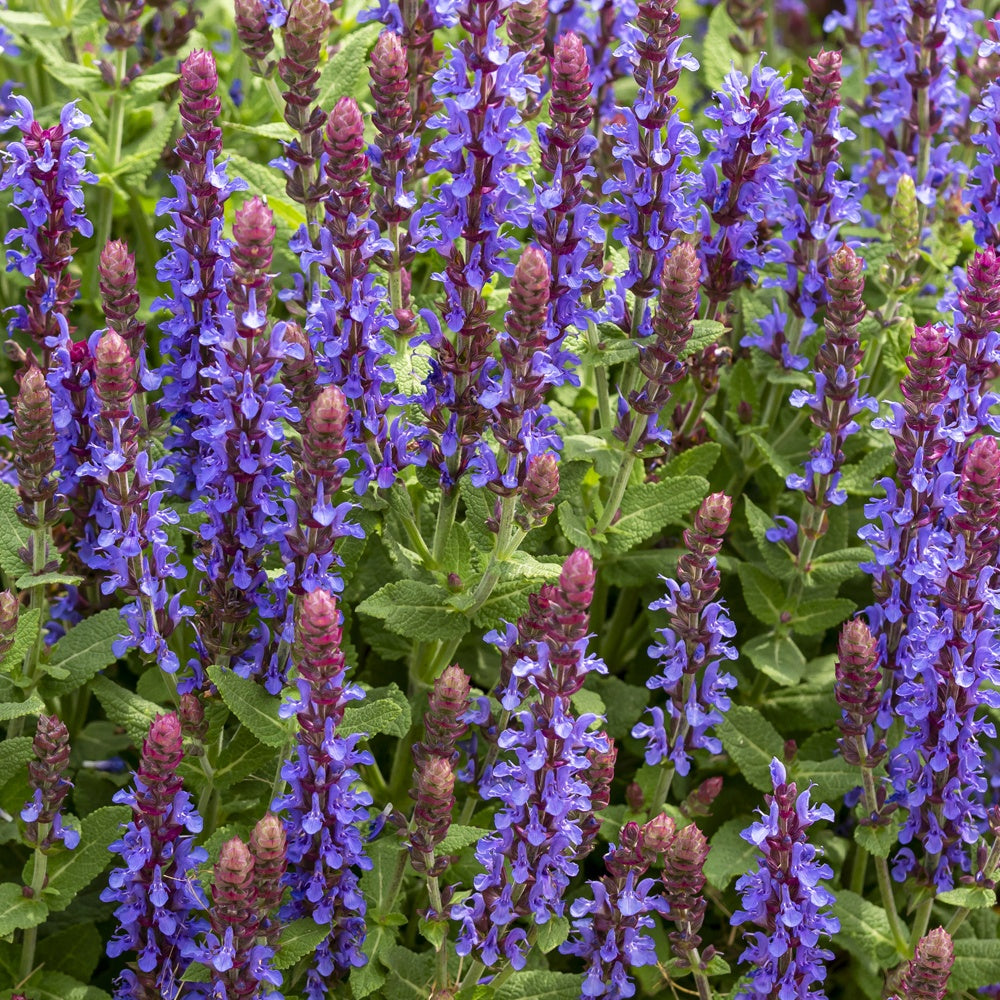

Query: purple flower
left=102, top=714, right=208, bottom=999
left=561, top=818, right=674, bottom=999
left=272, top=590, right=373, bottom=997
left=155, top=49, right=247, bottom=498
left=731, top=759, right=839, bottom=1000
left=633, top=493, right=737, bottom=777
left=453, top=550, right=610, bottom=969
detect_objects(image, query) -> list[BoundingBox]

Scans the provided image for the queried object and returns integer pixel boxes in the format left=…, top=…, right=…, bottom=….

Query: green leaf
left=14, top=571, right=83, bottom=589
left=937, top=886, right=997, bottom=909
left=438, top=824, right=484, bottom=854
left=853, top=815, right=904, bottom=859
left=207, top=665, right=290, bottom=749
left=742, top=632, right=805, bottom=686
left=126, top=70, right=179, bottom=97
left=0, top=608, right=41, bottom=677
left=226, top=152, right=304, bottom=229
left=0, top=736, right=35, bottom=791
left=0, top=881, right=48, bottom=936
left=591, top=675, right=651, bottom=741
left=316, top=23, right=382, bottom=108
left=273, top=917, right=331, bottom=970
left=341, top=684, right=411, bottom=739
left=33, top=40, right=104, bottom=90
left=536, top=916, right=570, bottom=954
left=743, top=497, right=795, bottom=581
left=793, top=598, right=855, bottom=637
left=700, top=4, right=740, bottom=91
left=91, top=676, right=161, bottom=745
left=750, top=432, right=795, bottom=480
left=831, top=889, right=900, bottom=968
left=604, top=476, right=708, bottom=555
left=36, top=922, right=103, bottom=981
left=0, top=481, right=30, bottom=584
left=951, top=939, right=1000, bottom=991
left=213, top=728, right=277, bottom=790
left=13, top=972, right=110, bottom=1000
left=41, top=608, right=123, bottom=696
left=808, top=547, right=868, bottom=588
left=557, top=500, right=599, bottom=552
left=223, top=120, right=296, bottom=141
left=496, top=971, right=584, bottom=1000
left=361, top=839, right=406, bottom=918
left=352, top=956, right=387, bottom=998
left=570, top=688, right=605, bottom=722
left=704, top=818, right=757, bottom=889
left=383, top=946, right=436, bottom=1000
left=358, top=580, right=470, bottom=641
left=114, top=108, right=176, bottom=190
left=0, top=691, right=45, bottom=721
left=28, top=806, right=130, bottom=911
left=793, top=758, right=859, bottom=799
left=840, top=445, right=894, bottom=496
left=717, top=705, right=784, bottom=791
left=662, top=442, right=721, bottom=479
left=684, top=319, right=728, bottom=358
left=0, top=8, right=64, bottom=39
left=736, top=563, right=786, bottom=626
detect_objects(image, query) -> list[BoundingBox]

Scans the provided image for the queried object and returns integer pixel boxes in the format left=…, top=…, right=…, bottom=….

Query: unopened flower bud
left=178, top=692, right=207, bottom=755
left=516, top=452, right=559, bottom=529
left=280, top=321, right=319, bottom=412
left=22, top=715, right=78, bottom=851
left=411, top=754, right=456, bottom=863
left=507, top=247, right=551, bottom=345
left=302, top=385, right=349, bottom=479
left=641, top=812, right=677, bottom=861
left=233, top=196, right=276, bottom=277
left=0, top=591, right=19, bottom=661
left=179, top=49, right=222, bottom=137
left=94, top=330, right=136, bottom=421
left=626, top=782, right=644, bottom=812
left=235, top=0, right=275, bottom=70
left=955, top=436, right=1000, bottom=533
left=13, top=366, right=59, bottom=515
left=102, top=0, right=144, bottom=48
left=896, top=928, right=954, bottom=1000
left=681, top=776, right=724, bottom=818
left=295, top=589, right=345, bottom=691
left=507, top=0, right=547, bottom=114
left=826, top=244, right=866, bottom=341
left=889, top=174, right=919, bottom=262
left=547, top=33, right=593, bottom=161
left=99, top=240, right=145, bottom=362
left=324, top=97, right=367, bottom=189
left=835, top=618, right=882, bottom=764
left=419, top=664, right=471, bottom=761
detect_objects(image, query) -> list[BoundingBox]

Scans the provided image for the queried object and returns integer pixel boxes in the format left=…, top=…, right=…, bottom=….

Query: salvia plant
left=3, top=0, right=1000, bottom=998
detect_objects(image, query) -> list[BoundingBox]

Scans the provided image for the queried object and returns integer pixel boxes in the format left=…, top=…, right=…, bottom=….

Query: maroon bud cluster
left=417, top=664, right=472, bottom=764
left=13, top=366, right=61, bottom=533
left=294, top=590, right=349, bottom=735
left=507, top=0, right=547, bottom=117
left=410, top=755, right=456, bottom=873
left=661, top=823, right=712, bottom=968
left=280, top=321, right=320, bottom=414
left=578, top=737, right=617, bottom=859
left=178, top=692, right=208, bottom=756
left=235, top=0, right=276, bottom=73
left=894, top=928, right=954, bottom=1000
left=834, top=618, right=884, bottom=767
left=23, top=714, right=74, bottom=850
left=954, top=436, right=1000, bottom=535
left=953, top=248, right=1000, bottom=385
left=515, top=452, right=560, bottom=530
left=99, top=240, right=146, bottom=386
left=680, top=776, right=724, bottom=819
left=250, top=813, right=288, bottom=947
left=102, top=0, right=144, bottom=50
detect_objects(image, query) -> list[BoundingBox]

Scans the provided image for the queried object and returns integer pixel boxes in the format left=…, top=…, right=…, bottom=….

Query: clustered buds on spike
left=836, top=618, right=886, bottom=772
left=235, top=0, right=276, bottom=74
left=13, top=366, right=61, bottom=539
left=417, top=664, right=471, bottom=764
left=507, top=0, right=546, bottom=117
left=21, top=714, right=79, bottom=851
left=280, top=321, right=320, bottom=414
left=892, top=928, right=954, bottom=1000
left=99, top=240, right=146, bottom=387
left=514, top=451, right=560, bottom=530
left=661, top=823, right=712, bottom=969
left=250, top=813, right=288, bottom=949
left=102, top=0, right=144, bottom=50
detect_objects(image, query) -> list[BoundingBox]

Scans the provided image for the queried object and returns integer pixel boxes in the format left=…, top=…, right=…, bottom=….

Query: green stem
left=432, top=488, right=460, bottom=567
left=685, top=946, right=714, bottom=1000
left=422, top=856, right=450, bottom=987
left=586, top=319, right=613, bottom=430
left=19, top=825, right=50, bottom=982
left=909, top=896, right=933, bottom=950
left=388, top=222, right=403, bottom=314
left=96, top=49, right=129, bottom=260
left=593, top=418, right=647, bottom=536
left=850, top=844, right=869, bottom=895
left=383, top=845, right=410, bottom=916
left=648, top=762, right=676, bottom=820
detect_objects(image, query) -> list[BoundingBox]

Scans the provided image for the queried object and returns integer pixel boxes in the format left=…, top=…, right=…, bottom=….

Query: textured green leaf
left=316, top=23, right=382, bottom=108
left=352, top=955, right=387, bottom=998
left=793, top=758, right=859, bottom=799
left=213, top=728, right=277, bottom=790
left=41, top=608, right=123, bottom=696
left=717, top=706, right=784, bottom=791
left=937, top=886, right=997, bottom=908
left=793, top=598, right=856, bottom=637
left=662, top=442, right=721, bottom=479
left=29, top=806, right=130, bottom=911
left=604, top=476, right=708, bottom=555
left=438, top=825, right=485, bottom=854
left=841, top=445, right=894, bottom=496
left=808, top=548, right=869, bottom=588
left=0, top=481, right=30, bottom=584
left=0, top=691, right=45, bottom=721
left=91, top=676, right=161, bottom=745
left=0, top=608, right=41, bottom=677
left=207, top=665, right=290, bottom=749
left=14, top=972, right=110, bottom=1000
left=536, top=916, right=570, bottom=954
left=0, top=881, right=48, bottom=936
left=358, top=580, right=470, bottom=641
left=736, top=563, right=786, bottom=626
left=341, top=685, right=411, bottom=739
left=951, top=939, right=1000, bottom=991
left=557, top=500, right=599, bottom=552
left=684, top=319, right=727, bottom=358
left=273, top=917, right=331, bottom=970
left=36, top=921, right=103, bottom=981
left=227, top=152, right=304, bottom=229
left=832, top=889, right=900, bottom=968
left=700, top=4, right=741, bottom=91
left=0, top=736, right=35, bottom=792
left=750, top=432, right=795, bottom=480
left=496, top=971, right=583, bottom=1000
left=742, top=632, right=805, bottom=686
left=14, top=571, right=83, bottom=589
left=591, top=675, right=651, bottom=740
left=383, top=946, right=436, bottom=1000
left=853, top=813, right=905, bottom=859
left=704, top=818, right=757, bottom=889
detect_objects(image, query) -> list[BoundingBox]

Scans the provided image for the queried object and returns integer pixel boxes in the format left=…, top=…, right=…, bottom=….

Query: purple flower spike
left=453, top=550, right=610, bottom=970
left=102, top=714, right=208, bottom=999
left=633, top=492, right=737, bottom=778
left=0, top=97, right=95, bottom=357
left=273, top=590, right=373, bottom=997
left=732, top=759, right=839, bottom=1000
left=561, top=818, right=673, bottom=999
left=21, top=715, right=79, bottom=852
